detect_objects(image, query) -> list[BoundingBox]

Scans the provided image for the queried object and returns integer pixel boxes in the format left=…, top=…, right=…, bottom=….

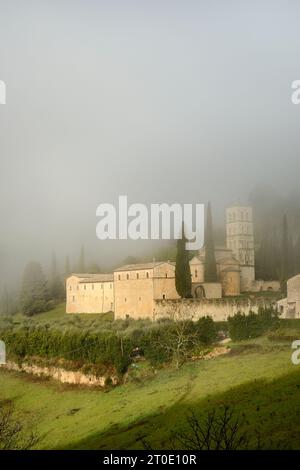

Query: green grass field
left=1, top=335, right=299, bottom=449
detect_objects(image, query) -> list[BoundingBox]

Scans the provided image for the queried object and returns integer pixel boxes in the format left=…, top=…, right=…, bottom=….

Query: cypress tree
left=78, top=245, right=86, bottom=272
left=280, top=214, right=289, bottom=296
left=204, top=201, right=217, bottom=282
left=175, top=223, right=192, bottom=298
left=50, top=253, right=64, bottom=301
left=65, top=255, right=71, bottom=278
left=20, top=262, right=49, bottom=316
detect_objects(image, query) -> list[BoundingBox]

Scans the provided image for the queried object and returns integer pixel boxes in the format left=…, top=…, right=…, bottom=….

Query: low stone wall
left=153, top=298, right=275, bottom=322
left=1, top=360, right=118, bottom=387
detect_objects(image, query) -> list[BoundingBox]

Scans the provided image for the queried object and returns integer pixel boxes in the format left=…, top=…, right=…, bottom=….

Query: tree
left=20, top=262, right=49, bottom=316
left=0, top=286, right=18, bottom=315
left=175, top=223, right=192, bottom=298
left=154, top=307, right=197, bottom=368
left=64, top=255, right=71, bottom=278
left=280, top=214, right=289, bottom=296
left=140, top=406, right=253, bottom=450
left=78, top=245, right=86, bottom=272
left=204, top=202, right=217, bottom=282
left=172, top=406, right=249, bottom=450
left=0, top=401, right=38, bottom=449
left=88, top=263, right=102, bottom=274
left=49, top=253, right=64, bottom=301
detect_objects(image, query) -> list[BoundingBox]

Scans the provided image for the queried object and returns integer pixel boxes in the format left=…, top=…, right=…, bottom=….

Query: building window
left=72, top=296, right=75, bottom=302
left=165, top=273, right=168, bottom=278
left=110, top=284, right=112, bottom=289
left=101, top=284, right=103, bottom=289
left=118, top=275, right=121, bottom=280
left=162, top=294, right=166, bottom=300
left=126, top=274, right=129, bottom=280
left=137, top=273, right=139, bottom=279
left=139, top=297, right=141, bottom=301
left=77, top=285, right=79, bottom=290
left=195, top=269, right=198, bottom=278
left=125, top=297, right=127, bottom=302
left=69, top=286, right=72, bottom=291
left=146, top=272, right=149, bottom=278
left=84, top=284, right=86, bottom=290
left=92, top=284, right=94, bottom=290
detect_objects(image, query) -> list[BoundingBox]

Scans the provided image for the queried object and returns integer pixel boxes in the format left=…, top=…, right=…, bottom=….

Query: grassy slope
left=12, top=303, right=113, bottom=324
left=0, top=337, right=299, bottom=449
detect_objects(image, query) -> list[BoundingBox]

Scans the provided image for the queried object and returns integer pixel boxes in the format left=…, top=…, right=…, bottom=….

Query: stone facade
left=226, top=206, right=255, bottom=291
left=277, top=274, right=300, bottom=318
left=190, top=246, right=240, bottom=297
left=66, top=274, right=114, bottom=314
left=66, top=204, right=281, bottom=319
left=114, top=262, right=180, bottom=320
left=154, top=298, right=275, bottom=322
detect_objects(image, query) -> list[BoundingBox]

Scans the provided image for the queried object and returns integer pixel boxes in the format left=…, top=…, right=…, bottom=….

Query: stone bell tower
left=226, top=205, right=255, bottom=292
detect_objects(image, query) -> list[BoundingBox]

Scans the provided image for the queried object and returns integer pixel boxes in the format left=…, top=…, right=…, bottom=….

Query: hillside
left=0, top=333, right=299, bottom=449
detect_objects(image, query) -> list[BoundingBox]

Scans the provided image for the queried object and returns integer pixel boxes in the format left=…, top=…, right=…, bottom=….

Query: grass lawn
left=0, top=336, right=299, bottom=449
left=11, top=303, right=114, bottom=325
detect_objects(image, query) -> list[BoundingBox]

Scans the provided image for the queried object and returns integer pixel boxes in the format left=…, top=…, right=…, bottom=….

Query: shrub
left=228, top=308, right=279, bottom=341
left=196, top=316, right=217, bottom=344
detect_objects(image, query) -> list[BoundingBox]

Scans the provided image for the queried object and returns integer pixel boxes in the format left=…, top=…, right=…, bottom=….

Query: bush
left=228, top=308, right=279, bottom=341
left=196, top=316, right=217, bottom=345
left=0, top=314, right=219, bottom=373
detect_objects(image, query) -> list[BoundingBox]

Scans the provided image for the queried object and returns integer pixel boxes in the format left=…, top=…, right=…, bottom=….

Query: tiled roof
left=71, top=273, right=113, bottom=283
left=114, top=261, right=175, bottom=272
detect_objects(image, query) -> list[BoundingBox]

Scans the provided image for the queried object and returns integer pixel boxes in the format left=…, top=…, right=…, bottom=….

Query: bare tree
left=157, top=306, right=197, bottom=368
left=173, top=406, right=248, bottom=450
left=0, top=401, right=38, bottom=450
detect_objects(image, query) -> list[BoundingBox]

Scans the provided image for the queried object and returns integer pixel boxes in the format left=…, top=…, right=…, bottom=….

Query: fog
left=1, top=0, right=300, bottom=287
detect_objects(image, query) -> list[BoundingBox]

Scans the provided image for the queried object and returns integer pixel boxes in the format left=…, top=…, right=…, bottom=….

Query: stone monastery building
left=66, top=205, right=280, bottom=320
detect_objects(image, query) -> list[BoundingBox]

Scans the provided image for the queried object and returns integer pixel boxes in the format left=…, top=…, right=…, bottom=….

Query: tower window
left=162, top=294, right=166, bottom=299
left=195, top=269, right=198, bottom=278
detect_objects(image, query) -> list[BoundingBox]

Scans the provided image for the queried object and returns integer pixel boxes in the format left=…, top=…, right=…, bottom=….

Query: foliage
left=204, top=202, right=217, bottom=282
left=0, top=307, right=220, bottom=373
left=20, top=262, right=50, bottom=316
left=170, top=406, right=249, bottom=450
left=175, top=224, right=192, bottom=298
left=228, top=308, right=279, bottom=341
left=0, top=400, right=38, bottom=450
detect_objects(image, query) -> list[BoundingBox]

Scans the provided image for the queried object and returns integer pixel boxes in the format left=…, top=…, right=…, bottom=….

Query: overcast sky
left=1, top=0, right=300, bottom=284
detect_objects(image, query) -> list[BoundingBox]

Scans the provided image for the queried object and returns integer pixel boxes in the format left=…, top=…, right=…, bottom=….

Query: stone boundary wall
left=153, top=298, right=276, bottom=322
left=1, top=361, right=118, bottom=387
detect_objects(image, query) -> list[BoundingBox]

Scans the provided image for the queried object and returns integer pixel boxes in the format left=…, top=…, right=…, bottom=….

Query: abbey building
left=66, top=205, right=280, bottom=319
